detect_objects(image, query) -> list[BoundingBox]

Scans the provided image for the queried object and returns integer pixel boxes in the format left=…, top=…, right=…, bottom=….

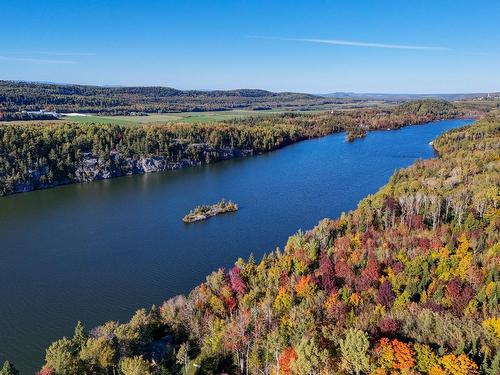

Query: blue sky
left=1, top=0, right=499, bottom=93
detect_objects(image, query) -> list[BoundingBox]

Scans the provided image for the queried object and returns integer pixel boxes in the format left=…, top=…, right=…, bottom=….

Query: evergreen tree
left=0, top=361, right=19, bottom=375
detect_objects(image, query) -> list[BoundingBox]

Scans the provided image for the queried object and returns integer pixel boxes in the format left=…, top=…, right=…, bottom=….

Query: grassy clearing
left=62, top=109, right=323, bottom=126
left=63, top=115, right=138, bottom=126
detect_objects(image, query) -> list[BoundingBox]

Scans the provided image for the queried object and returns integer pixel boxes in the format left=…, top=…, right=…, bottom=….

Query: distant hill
left=394, top=98, right=460, bottom=116
left=0, top=80, right=333, bottom=115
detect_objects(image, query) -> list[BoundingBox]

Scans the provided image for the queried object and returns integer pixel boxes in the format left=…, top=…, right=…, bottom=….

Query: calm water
left=0, top=119, right=472, bottom=373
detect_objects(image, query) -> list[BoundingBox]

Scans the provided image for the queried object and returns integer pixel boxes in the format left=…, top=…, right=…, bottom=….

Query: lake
left=0, top=119, right=473, bottom=373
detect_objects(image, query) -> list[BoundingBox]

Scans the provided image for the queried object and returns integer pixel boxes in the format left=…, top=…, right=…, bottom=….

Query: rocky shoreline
left=9, top=146, right=254, bottom=195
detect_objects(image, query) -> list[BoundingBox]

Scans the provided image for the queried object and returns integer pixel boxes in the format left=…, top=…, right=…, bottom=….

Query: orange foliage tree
left=278, top=347, right=297, bottom=375
left=295, top=275, right=315, bottom=298
left=376, top=338, right=415, bottom=371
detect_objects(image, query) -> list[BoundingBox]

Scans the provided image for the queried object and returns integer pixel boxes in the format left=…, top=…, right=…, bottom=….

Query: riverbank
left=0, top=100, right=470, bottom=197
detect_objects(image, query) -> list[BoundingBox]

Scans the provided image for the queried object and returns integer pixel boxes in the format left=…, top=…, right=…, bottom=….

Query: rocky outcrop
left=10, top=146, right=254, bottom=194
left=74, top=153, right=200, bottom=182
left=74, top=147, right=254, bottom=182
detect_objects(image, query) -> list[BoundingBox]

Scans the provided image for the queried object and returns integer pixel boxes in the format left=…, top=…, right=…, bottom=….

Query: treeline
left=0, top=100, right=466, bottom=196
left=0, top=81, right=335, bottom=114
left=228, top=99, right=469, bottom=139
left=394, top=99, right=462, bottom=117
left=0, top=111, right=58, bottom=121
left=22, top=109, right=499, bottom=374
left=0, top=122, right=304, bottom=196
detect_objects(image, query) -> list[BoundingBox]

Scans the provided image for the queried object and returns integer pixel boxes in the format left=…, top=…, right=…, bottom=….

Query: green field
left=62, top=109, right=320, bottom=126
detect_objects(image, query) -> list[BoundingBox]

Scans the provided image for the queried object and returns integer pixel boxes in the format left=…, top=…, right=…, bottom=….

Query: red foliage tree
left=446, top=278, right=473, bottom=315
left=357, top=257, right=379, bottom=292
left=355, top=274, right=372, bottom=292
left=379, top=317, right=398, bottom=335
left=383, top=197, right=401, bottom=220
left=319, top=252, right=337, bottom=293
left=408, top=214, right=425, bottom=229
left=418, top=237, right=431, bottom=251
left=229, top=266, right=247, bottom=296
left=376, top=280, right=396, bottom=307
left=335, top=259, right=355, bottom=287
left=37, top=368, right=54, bottom=375
left=430, top=236, right=443, bottom=250
left=225, top=296, right=237, bottom=311
left=327, top=300, right=349, bottom=326
left=391, top=261, right=404, bottom=274
left=334, top=237, right=350, bottom=258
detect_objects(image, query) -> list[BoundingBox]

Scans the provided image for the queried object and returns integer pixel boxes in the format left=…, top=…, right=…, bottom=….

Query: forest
left=7, top=107, right=494, bottom=375
left=0, top=81, right=337, bottom=115
left=0, top=99, right=468, bottom=196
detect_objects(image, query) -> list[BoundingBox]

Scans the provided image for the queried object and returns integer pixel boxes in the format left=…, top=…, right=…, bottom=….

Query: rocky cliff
left=11, top=146, right=253, bottom=194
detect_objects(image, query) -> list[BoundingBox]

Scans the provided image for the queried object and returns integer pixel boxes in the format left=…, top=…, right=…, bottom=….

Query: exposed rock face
left=74, top=153, right=199, bottom=182
left=11, top=146, right=254, bottom=194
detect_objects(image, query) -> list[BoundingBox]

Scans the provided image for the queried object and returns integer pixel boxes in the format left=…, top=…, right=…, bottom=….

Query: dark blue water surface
left=0, top=119, right=473, bottom=373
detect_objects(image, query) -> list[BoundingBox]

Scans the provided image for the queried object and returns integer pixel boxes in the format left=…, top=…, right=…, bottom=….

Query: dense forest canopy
left=21, top=111, right=499, bottom=375
left=0, top=81, right=337, bottom=115
left=0, top=100, right=467, bottom=196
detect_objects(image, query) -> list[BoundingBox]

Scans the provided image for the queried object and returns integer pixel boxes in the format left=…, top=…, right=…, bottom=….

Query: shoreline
left=0, top=116, right=472, bottom=198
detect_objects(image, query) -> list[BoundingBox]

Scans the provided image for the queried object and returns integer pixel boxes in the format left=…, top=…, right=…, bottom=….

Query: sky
left=1, top=0, right=499, bottom=93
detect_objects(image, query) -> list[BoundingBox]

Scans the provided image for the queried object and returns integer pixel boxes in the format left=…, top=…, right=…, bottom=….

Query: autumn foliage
left=376, top=338, right=415, bottom=370
left=278, top=347, right=298, bottom=375
left=34, top=113, right=499, bottom=374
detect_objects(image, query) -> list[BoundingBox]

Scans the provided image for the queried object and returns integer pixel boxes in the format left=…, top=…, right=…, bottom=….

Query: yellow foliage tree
left=482, top=317, right=500, bottom=344
left=274, top=287, right=292, bottom=311
left=430, top=354, right=479, bottom=375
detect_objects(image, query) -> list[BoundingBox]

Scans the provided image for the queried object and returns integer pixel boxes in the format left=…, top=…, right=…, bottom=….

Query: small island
left=345, top=128, right=368, bottom=142
left=182, top=199, right=238, bottom=223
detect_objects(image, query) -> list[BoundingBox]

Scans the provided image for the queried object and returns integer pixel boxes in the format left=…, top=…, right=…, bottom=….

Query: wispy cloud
left=39, top=51, right=97, bottom=56
left=0, top=56, right=77, bottom=64
left=250, top=36, right=451, bottom=51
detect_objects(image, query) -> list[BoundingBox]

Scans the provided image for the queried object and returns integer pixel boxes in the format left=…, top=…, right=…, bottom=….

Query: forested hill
left=26, top=113, right=499, bottom=374
left=394, top=99, right=461, bottom=117
left=0, top=81, right=332, bottom=114
left=0, top=100, right=466, bottom=196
